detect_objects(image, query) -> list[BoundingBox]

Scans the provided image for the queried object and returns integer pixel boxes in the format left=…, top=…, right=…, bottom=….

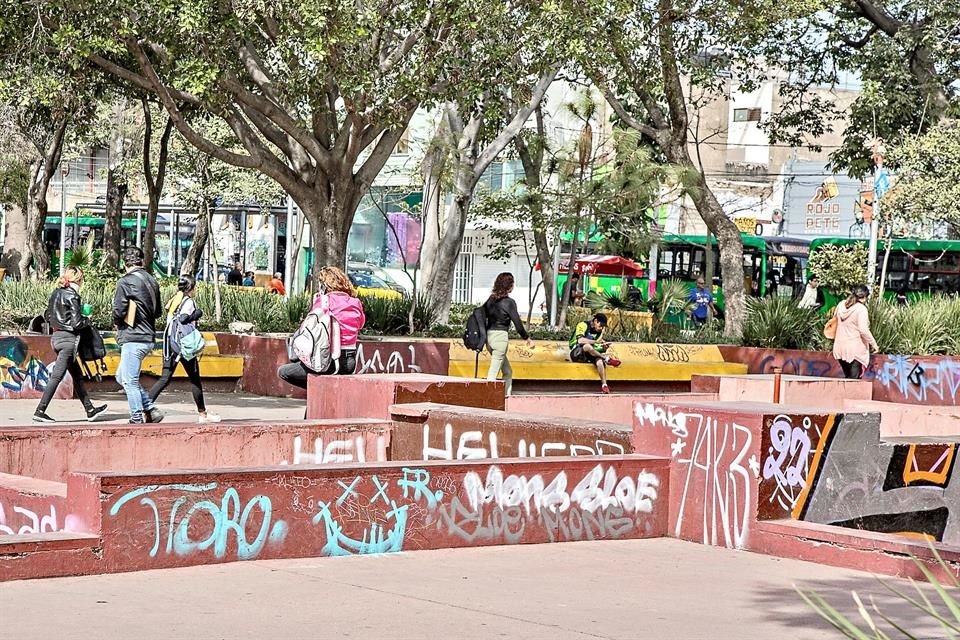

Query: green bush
left=808, top=242, right=871, bottom=293
left=359, top=294, right=437, bottom=336
left=741, top=297, right=826, bottom=351
left=865, top=297, right=903, bottom=355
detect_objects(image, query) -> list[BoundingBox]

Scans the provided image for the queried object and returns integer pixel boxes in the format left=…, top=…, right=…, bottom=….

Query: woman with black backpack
left=33, top=267, right=107, bottom=423
left=484, top=272, right=533, bottom=397
left=148, top=275, right=219, bottom=423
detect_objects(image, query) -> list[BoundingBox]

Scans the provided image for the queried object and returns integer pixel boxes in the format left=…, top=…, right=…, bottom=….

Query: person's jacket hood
left=835, top=300, right=860, bottom=320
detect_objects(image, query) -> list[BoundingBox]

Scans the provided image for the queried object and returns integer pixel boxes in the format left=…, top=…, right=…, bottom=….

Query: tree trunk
left=142, top=105, right=174, bottom=275
left=103, top=168, right=126, bottom=269
left=683, top=161, right=745, bottom=337
left=424, top=168, right=474, bottom=323
left=181, top=208, right=209, bottom=277
left=418, top=113, right=452, bottom=295
left=2, top=203, right=27, bottom=279
left=296, top=180, right=358, bottom=285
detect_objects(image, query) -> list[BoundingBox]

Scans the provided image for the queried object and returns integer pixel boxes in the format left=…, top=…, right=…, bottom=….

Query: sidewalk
left=0, top=538, right=941, bottom=640
left=1, top=391, right=305, bottom=426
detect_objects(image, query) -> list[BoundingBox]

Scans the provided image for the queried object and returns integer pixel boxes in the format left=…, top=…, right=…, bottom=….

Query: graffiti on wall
left=0, top=337, right=61, bottom=399
left=355, top=343, right=424, bottom=375
left=108, top=463, right=663, bottom=563
left=0, top=501, right=61, bottom=536
left=774, top=411, right=960, bottom=543
left=866, top=354, right=960, bottom=405
left=758, top=414, right=837, bottom=520
left=635, top=403, right=759, bottom=549
left=420, top=423, right=626, bottom=461
left=280, top=434, right=389, bottom=465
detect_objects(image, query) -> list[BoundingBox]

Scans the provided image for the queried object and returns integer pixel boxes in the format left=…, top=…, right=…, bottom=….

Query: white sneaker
left=198, top=414, right=222, bottom=424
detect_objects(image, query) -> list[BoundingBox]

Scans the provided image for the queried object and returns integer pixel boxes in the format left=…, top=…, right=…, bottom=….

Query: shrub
left=808, top=243, right=871, bottom=293
left=897, top=297, right=953, bottom=355
left=741, top=297, right=825, bottom=351
left=866, top=297, right=903, bottom=355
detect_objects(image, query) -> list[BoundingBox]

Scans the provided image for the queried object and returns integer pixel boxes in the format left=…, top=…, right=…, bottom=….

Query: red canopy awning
left=539, top=254, right=645, bottom=277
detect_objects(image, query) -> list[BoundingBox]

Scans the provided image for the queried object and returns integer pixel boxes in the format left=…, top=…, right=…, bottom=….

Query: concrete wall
left=507, top=393, right=717, bottom=426
left=391, top=403, right=634, bottom=460
left=0, top=335, right=72, bottom=401
left=1, top=457, right=670, bottom=580
left=217, top=336, right=451, bottom=398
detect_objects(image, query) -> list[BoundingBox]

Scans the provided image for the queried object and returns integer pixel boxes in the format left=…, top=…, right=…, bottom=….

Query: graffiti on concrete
left=280, top=434, right=389, bottom=465
left=355, top=343, right=423, bottom=375
left=0, top=337, right=58, bottom=399
left=420, top=423, right=626, bottom=461
left=109, top=462, right=665, bottom=564
left=0, top=501, right=60, bottom=535
left=782, top=411, right=960, bottom=543
left=758, top=354, right=835, bottom=378
left=109, top=483, right=289, bottom=560
left=635, top=404, right=759, bottom=549
left=758, top=414, right=832, bottom=519
left=867, top=354, right=960, bottom=405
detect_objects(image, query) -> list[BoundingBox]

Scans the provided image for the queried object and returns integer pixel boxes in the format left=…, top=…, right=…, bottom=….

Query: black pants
left=278, top=351, right=357, bottom=390
left=838, top=359, right=863, bottom=380
left=37, top=332, right=93, bottom=413
left=148, top=354, right=206, bottom=412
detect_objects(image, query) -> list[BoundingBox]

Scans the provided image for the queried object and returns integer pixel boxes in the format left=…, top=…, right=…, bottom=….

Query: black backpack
left=463, top=305, right=488, bottom=377
left=76, top=326, right=108, bottom=382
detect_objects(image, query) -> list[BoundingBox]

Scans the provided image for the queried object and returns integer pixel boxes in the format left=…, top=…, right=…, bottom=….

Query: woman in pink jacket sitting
left=278, top=266, right=366, bottom=389
left=832, top=284, right=879, bottom=379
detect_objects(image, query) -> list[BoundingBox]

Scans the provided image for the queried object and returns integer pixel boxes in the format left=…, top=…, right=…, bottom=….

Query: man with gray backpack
left=148, top=275, right=218, bottom=423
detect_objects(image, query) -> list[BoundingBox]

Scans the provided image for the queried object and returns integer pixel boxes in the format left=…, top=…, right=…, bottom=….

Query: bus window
left=658, top=249, right=674, bottom=279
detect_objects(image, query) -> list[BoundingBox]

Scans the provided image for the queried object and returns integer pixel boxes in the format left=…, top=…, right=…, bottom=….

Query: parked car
left=348, top=262, right=409, bottom=294
left=348, top=272, right=404, bottom=300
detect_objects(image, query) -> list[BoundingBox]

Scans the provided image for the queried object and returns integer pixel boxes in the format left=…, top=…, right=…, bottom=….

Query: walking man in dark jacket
left=113, top=247, right=163, bottom=423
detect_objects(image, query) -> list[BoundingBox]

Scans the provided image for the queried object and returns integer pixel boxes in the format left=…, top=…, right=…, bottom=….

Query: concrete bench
left=101, top=331, right=244, bottom=378
left=447, top=340, right=747, bottom=382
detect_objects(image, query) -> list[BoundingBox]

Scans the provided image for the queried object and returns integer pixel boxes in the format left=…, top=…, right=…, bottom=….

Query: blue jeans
left=118, top=342, right=155, bottom=422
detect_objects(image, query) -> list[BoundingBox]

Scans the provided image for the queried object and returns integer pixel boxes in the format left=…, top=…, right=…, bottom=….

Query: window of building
left=453, top=235, right=476, bottom=303
left=733, top=108, right=762, bottom=123
left=394, top=128, right=410, bottom=155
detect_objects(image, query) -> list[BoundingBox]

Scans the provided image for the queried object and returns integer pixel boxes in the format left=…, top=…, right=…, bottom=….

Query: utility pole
left=866, top=138, right=889, bottom=288
left=58, top=161, right=70, bottom=274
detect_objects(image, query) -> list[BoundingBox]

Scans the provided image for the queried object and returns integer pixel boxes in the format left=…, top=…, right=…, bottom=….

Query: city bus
left=557, top=233, right=810, bottom=310
left=808, top=237, right=960, bottom=305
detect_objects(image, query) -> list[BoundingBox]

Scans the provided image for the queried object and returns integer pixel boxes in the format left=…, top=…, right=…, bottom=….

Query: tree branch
left=474, top=69, right=558, bottom=172
left=602, top=89, right=664, bottom=142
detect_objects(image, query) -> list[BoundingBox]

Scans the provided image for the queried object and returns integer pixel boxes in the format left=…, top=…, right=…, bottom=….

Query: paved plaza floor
left=0, top=538, right=943, bottom=639
left=1, top=391, right=306, bottom=426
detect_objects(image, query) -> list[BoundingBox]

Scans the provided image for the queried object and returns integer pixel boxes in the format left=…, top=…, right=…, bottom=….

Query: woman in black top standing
left=483, top=272, right=533, bottom=396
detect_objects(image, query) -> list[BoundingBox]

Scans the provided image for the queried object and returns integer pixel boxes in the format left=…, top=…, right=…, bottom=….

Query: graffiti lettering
left=762, top=415, right=814, bottom=511
left=657, top=344, right=690, bottom=363
left=0, top=502, right=59, bottom=535
left=280, top=434, right=388, bottom=465
left=421, top=424, right=626, bottom=460
left=355, top=344, right=422, bottom=375
left=758, top=354, right=834, bottom=378
left=868, top=355, right=960, bottom=405
left=109, top=483, right=288, bottom=560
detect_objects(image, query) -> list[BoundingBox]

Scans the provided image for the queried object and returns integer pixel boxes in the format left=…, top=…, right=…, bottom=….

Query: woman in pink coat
left=832, top=284, right=879, bottom=379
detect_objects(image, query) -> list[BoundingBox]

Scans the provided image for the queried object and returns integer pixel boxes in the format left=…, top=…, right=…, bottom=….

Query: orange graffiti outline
left=895, top=531, right=936, bottom=542
left=902, top=444, right=956, bottom=486
left=791, top=414, right=836, bottom=521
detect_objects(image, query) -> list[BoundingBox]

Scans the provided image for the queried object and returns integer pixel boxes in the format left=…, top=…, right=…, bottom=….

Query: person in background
left=148, top=276, right=220, bottom=423
left=33, top=267, right=107, bottom=423
left=242, top=271, right=256, bottom=287
left=268, top=272, right=286, bottom=296
left=569, top=313, right=621, bottom=394
left=896, top=287, right=909, bottom=307
left=227, top=262, right=243, bottom=286
left=798, top=275, right=826, bottom=310
left=113, top=247, right=163, bottom=424
left=688, top=277, right=717, bottom=326
left=832, top=284, right=878, bottom=379
left=279, top=266, right=365, bottom=388
left=483, top=272, right=533, bottom=397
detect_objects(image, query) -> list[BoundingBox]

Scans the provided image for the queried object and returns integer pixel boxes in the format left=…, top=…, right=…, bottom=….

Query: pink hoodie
left=832, top=300, right=878, bottom=366
left=313, top=292, right=365, bottom=348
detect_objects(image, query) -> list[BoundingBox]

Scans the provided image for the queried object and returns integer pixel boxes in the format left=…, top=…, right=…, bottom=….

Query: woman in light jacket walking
left=484, top=272, right=533, bottom=397
left=832, top=284, right=879, bottom=379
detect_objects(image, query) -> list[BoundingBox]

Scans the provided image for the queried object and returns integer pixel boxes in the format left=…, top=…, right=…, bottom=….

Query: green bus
left=557, top=233, right=811, bottom=311
left=808, top=237, right=960, bottom=305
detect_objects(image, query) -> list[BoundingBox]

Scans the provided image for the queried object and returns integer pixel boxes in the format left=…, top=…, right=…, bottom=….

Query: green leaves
left=809, top=242, right=871, bottom=294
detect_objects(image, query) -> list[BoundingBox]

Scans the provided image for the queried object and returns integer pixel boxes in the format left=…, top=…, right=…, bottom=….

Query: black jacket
left=45, top=286, right=89, bottom=334
left=112, top=268, right=162, bottom=344
left=482, top=296, right=529, bottom=339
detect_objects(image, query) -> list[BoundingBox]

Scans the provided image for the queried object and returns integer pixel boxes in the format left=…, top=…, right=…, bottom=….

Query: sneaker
left=601, top=384, right=610, bottom=394
left=606, top=357, right=622, bottom=368
left=198, top=414, right=221, bottom=424
left=86, top=404, right=108, bottom=422
left=129, top=418, right=146, bottom=424
left=32, top=411, right=56, bottom=423
left=146, top=408, right=165, bottom=424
